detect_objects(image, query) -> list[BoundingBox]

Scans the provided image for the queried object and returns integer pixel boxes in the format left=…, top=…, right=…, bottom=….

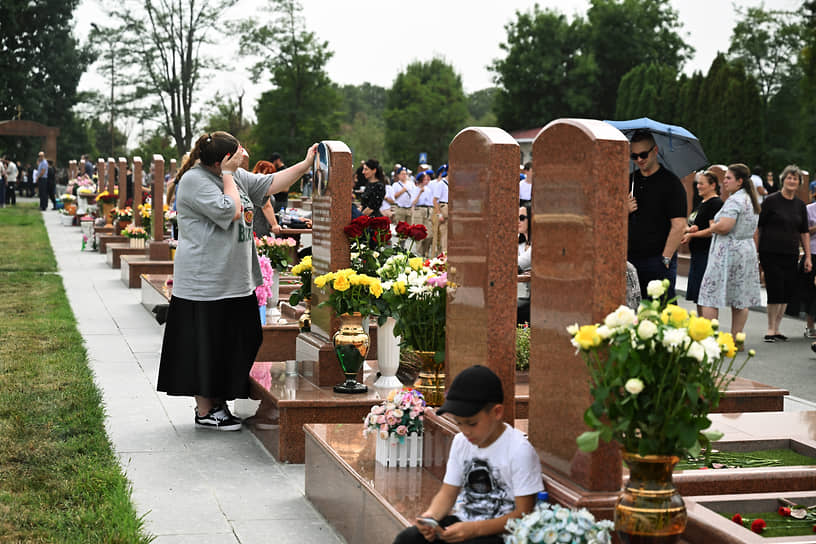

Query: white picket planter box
left=129, top=238, right=146, bottom=249
left=375, top=432, right=423, bottom=468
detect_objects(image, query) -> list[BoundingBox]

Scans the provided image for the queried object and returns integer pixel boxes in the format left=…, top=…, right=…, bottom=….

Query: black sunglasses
left=519, top=214, right=527, bottom=221
left=630, top=145, right=655, bottom=161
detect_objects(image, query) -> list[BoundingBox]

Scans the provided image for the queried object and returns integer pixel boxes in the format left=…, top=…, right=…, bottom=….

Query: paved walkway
left=40, top=200, right=816, bottom=543
left=41, top=205, right=343, bottom=544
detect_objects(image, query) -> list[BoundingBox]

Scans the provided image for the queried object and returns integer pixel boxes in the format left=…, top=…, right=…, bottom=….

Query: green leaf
left=687, top=439, right=702, bottom=458
left=701, top=429, right=724, bottom=442
left=583, top=408, right=602, bottom=428
left=576, top=431, right=601, bottom=452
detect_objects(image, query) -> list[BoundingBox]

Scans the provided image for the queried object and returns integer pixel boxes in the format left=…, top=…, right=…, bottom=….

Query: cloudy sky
left=74, top=0, right=801, bottom=138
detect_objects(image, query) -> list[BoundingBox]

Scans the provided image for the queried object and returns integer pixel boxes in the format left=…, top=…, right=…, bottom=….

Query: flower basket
left=375, top=432, right=423, bottom=468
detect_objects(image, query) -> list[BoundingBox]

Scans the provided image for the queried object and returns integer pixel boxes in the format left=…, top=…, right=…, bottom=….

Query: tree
left=801, top=1, right=816, bottom=165
left=586, top=0, right=693, bottom=118
left=102, top=0, right=239, bottom=155
left=240, top=0, right=341, bottom=162
left=129, top=126, right=178, bottom=165
left=339, top=83, right=388, bottom=125
left=0, top=0, right=94, bottom=162
left=384, top=58, right=468, bottom=167
left=615, top=63, right=681, bottom=121
left=467, top=88, right=498, bottom=126
left=490, top=6, right=598, bottom=130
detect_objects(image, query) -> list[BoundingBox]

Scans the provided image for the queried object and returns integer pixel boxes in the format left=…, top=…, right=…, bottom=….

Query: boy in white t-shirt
left=393, top=366, right=543, bottom=544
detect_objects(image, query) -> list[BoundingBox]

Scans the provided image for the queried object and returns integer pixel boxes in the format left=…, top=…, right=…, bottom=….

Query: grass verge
left=0, top=203, right=153, bottom=543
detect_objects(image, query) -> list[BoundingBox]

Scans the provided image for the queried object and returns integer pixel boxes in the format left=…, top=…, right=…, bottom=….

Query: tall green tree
left=586, top=0, right=693, bottom=118
left=490, top=6, right=597, bottom=130
left=467, top=88, right=498, bottom=126
left=799, top=0, right=816, bottom=168
left=339, top=83, right=388, bottom=125
left=384, top=58, right=468, bottom=167
left=102, top=0, right=238, bottom=155
left=0, top=0, right=94, bottom=162
left=615, top=63, right=681, bottom=121
left=240, top=0, right=340, bottom=162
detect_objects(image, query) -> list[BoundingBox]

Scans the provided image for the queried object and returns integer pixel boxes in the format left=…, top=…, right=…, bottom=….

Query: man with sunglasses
left=626, top=130, right=687, bottom=299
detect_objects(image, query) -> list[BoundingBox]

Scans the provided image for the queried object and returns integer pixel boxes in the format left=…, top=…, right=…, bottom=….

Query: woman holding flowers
left=697, top=163, right=762, bottom=336
left=157, top=131, right=316, bottom=431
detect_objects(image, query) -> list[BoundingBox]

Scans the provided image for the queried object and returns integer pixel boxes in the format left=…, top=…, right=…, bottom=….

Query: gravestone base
left=98, top=234, right=127, bottom=254
left=296, top=327, right=380, bottom=388
left=120, top=254, right=173, bottom=288
left=106, top=243, right=147, bottom=268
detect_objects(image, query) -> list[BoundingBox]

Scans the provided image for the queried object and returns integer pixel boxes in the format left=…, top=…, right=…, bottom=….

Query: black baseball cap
left=436, top=365, right=504, bottom=417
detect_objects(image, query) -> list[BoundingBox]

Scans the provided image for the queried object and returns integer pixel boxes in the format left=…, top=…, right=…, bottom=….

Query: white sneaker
left=194, top=404, right=242, bottom=431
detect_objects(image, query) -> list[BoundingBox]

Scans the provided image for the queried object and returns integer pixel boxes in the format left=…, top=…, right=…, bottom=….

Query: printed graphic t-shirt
left=444, top=423, right=543, bottom=522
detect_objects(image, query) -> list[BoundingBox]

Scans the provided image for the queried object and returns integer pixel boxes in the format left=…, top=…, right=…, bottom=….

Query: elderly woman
left=758, top=164, right=811, bottom=342
left=697, top=163, right=762, bottom=337
left=157, top=131, right=316, bottom=430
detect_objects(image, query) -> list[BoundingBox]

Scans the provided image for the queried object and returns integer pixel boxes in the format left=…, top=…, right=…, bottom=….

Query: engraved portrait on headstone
left=313, top=142, right=330, bottom=197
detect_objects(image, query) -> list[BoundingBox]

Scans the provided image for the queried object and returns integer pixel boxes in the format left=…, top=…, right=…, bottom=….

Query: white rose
left=605, top=305, right=636, bottom=329
left=597, top=325, right=612, bottom=339
left=637, top=320, right=658, bottom=340
left=687, top=341, right=705, bottom=362
left=566, top=323, right=579, bottom=335
left=701, top=336, right=721, bottom=361
left=735, top=332, right=746, bottom=343
left=646, top=279, right=666, bottom=299
left=624, top=378, right=644, bottom=395
left=710, top=318, right=719, bottom=329
left=662, top=328, right=690, bottom=351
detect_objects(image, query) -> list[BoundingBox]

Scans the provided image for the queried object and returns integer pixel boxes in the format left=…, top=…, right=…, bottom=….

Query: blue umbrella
left=604, top=117, right=708, bottom=179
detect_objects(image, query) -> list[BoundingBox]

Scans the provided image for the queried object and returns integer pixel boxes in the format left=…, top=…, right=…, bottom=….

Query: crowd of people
left=0, top=152, right=56, bottom=209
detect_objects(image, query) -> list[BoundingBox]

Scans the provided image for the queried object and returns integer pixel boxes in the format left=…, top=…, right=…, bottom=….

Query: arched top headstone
left=540, top=118, right=629, bottom=144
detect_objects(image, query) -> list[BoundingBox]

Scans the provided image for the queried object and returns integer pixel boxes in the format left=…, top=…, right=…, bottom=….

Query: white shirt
left=5, top=161, right=18, bottom=182
left=751, top=174, right=764, bottom=203
left=380, top=184, right=392, bottom=211
left=392, top=178, right=414, bottom=207
left=519, top=180, right=532, bottom=201
left=411, top=183, right=434, bottom=207
left=434, top=178, right=448, bottom=204
left=444, top=424, right=543, bottom=522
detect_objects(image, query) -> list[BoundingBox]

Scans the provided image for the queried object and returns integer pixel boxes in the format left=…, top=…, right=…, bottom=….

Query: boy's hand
left=415, top=516, right=439, bottom=541
left=437, top=521, right=476, bottom=542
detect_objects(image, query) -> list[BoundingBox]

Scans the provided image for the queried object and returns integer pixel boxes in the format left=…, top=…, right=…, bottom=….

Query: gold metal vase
left=615, top=452, right=686, bottom=544
left=332, top=312, right=369, bottom=394
left=412, top=350, right=445, bottom=407
left=298, top=297, right=311, bottom=332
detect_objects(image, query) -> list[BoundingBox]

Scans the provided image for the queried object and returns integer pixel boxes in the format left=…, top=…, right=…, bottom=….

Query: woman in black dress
left=682, top=170, right=723, bottom=314
left=359, top=158, right=386, bottom=217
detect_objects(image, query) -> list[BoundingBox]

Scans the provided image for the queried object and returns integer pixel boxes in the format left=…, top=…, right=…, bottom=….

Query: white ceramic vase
left=375, top=317, right=402, bottom=390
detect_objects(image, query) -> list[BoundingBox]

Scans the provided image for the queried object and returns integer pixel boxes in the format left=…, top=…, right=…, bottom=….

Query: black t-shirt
left=359, top=181, right=385, bottom=217
left=627, top=166, right=687, bottom=258
left=689, top=196, right=724, bottom=254
left=758, top=192, right=808, bottom=255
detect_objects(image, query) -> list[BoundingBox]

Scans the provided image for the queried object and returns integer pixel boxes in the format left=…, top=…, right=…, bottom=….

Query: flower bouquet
left=255, top=255, right=276, bottom=324
left=504, top=503, right=614, bottom=544
left=255, top=235, right=296, bottom=271
left=571, top=279, right=754, bottom=458
left=364, top=388, right=426, bottom=467
left=113, top=206, right=133, bottom=223
left=95, top=189, right=118, bottom=204
left=313, top=268, right=383, bottom=316
left=122, top=224, right=149, bottom=248
left=60, top=193, right=77, bottom=205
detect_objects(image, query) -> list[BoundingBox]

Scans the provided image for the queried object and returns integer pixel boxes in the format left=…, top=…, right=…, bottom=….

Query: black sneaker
left=195, top=404, right=242, bottom=431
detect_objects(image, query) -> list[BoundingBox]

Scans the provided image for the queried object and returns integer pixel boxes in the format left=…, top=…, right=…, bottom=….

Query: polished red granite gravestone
left=447, top=127, right=520, bottom=421
left=117, top=157, right=127, bottom=210
left=133, top=157, right=143, bottom=226
left=528, top=119, right=630, bottom=516
left=296, top=141, right=353, bottom=387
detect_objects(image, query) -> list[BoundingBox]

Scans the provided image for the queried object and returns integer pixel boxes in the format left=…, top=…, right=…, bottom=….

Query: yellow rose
left=392, top=281, right=406, bottom=295
left=660, top=304, right=689, bottom=328
left=333, top=275, right=351, bottom=292
left=717, top=332, right=737, bottom=358
left=408, top=257, right=423, bottom=271
left=370, top=281, right=383, bottom=298
left=291, top=263, right=303, bottom=275
left=575, top=325, right=602, bottom=350
left=687, top=315, right=714, bottom=341
left=348, top=274, right=363, bottom=286
left=314, top=273, right=332, bottom=288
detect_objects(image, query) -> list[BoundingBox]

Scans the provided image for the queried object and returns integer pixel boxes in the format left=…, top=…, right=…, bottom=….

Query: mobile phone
left=416, top=517, right=439, bottom=528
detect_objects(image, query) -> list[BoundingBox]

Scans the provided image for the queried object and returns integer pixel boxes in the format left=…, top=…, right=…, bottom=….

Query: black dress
left=686, top=196, right=723, bottom=302
left=359, top=181, right=386, bottom=217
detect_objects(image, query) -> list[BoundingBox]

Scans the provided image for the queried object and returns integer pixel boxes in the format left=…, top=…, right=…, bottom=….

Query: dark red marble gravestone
left=446, top=127, right=520, bottom=423
left=296, top=141, right=353, bottom=387
left=149, top=155, right=170, bottom=260
left=528, top=119, right=630, bottom=516
left=117, top=157, right=127, bottom=209
left=133, top=157, right=143, bottom=227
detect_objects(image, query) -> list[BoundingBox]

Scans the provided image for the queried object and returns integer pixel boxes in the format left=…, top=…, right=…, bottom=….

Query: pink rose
left=396, top=425, right=408, bottom=436
left=372, top=405, right=384, bottom=415
left=376, top=415, right=386, bottom=425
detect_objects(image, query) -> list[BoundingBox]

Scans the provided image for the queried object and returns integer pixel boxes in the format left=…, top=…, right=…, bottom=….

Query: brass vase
left=298, top=297, right=311, bottom=332
left=615, top=452, right=686, bottom=544
left=332, top=312, right=369, bottom=394
left=412, top=350, right=445, bottom=407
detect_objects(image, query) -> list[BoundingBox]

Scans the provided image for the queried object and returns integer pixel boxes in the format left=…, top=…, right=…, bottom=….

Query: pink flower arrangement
left=254, top=235, right=296, bottom=270
left=426, top=272, right=448, bottom=288
left=255, top=255, right=275, bottom=307
left=363, top=388, right=426, bottom=441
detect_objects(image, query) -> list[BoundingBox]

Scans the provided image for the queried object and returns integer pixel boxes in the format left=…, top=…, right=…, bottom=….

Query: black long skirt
left=157, top=294, right=262, bottom=400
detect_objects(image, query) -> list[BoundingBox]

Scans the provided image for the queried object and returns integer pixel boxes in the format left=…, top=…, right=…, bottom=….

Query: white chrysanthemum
left=687, top=341, right=705, bottom=362
left=662, top=328, right=690, bottom=351
left=646, top=279, right=666, bottom=298
left=637, top=319, right=658, bottom=340
left=554, top=507, right=570, bottom=521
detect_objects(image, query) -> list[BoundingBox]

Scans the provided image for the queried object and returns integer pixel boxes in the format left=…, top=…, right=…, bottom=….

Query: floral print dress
left=697, top=189, right=761, bottom=309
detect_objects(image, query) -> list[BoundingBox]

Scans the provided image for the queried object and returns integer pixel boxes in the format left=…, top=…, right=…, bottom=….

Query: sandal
left=774, top=334, right=789, bottom=341
left=763, top=335, right=776, bottom=343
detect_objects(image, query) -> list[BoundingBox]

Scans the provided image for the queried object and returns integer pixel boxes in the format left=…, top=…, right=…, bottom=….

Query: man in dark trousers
left=626, top=130, right=687, bottom=300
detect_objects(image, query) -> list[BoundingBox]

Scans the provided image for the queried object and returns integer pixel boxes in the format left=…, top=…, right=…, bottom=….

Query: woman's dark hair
left=728, top=163, right=760, bottom=214
left=519, top=202, right=532, bottom=245
left=364, top=158, right=385, bottom=183
left=176, top=131, right=240, bottom=182
left=699, top=171, right=719, bottom=195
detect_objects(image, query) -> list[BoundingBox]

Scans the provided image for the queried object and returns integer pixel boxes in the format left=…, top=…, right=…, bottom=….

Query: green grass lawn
left=0, top=204, right=153, bottom=543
